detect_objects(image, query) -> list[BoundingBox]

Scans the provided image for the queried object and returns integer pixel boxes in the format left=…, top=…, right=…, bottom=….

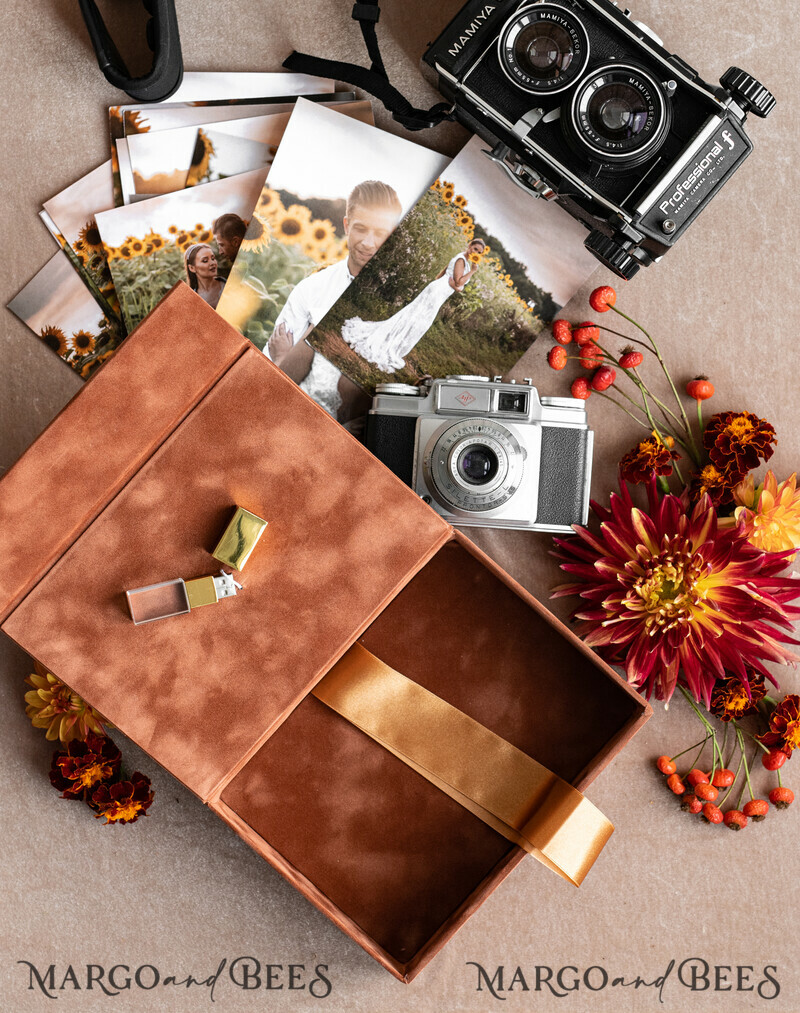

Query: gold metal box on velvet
left=0, top=284, right=650, bottom=983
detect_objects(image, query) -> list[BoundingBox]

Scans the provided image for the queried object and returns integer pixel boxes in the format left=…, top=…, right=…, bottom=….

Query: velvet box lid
left=0, top=284, right=650, bottom=981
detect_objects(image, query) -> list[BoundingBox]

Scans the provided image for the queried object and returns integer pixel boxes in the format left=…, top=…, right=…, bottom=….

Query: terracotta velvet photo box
left=0, top=284, right=650, bottom=982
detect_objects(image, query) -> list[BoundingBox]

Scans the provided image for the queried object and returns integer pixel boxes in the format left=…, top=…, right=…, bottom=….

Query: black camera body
left=422, top=0, right=774, bottom=278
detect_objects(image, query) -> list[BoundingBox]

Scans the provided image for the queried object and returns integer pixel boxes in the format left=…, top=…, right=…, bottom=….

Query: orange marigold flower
left=688, top=463, right=737, bottom=508
left=710, top=671, right=767, bottom=722
left=90, top=772, right=154, bottom=825
left=703, top=410, right=776, bottom=478
left=49, top=733, right=121, bottom=800
left=619, top=432, right=679, bottom=484
left=757, top=693, right=800, bottom=756
left=732, top=471, right=800, bottom=558
left=25, top=664, right=109, bottom=742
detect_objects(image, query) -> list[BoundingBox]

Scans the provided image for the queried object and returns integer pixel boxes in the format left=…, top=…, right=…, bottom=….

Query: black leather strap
left=284, top=0, right=453, bottom=131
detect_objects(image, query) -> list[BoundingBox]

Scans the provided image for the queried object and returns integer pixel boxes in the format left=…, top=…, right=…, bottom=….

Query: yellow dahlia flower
left=733, top=471, right=800, bottom=558
left=25, top=664, right=109, bottom=743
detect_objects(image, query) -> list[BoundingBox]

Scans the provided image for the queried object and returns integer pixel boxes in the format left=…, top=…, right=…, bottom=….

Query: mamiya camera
left=366, top=376, right=593, bottom=531
left=422, top=0, right=775, bottom=278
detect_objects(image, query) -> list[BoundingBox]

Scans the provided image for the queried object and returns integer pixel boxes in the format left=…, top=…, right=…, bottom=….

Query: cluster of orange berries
left=657, top=750, right=794, bottom=829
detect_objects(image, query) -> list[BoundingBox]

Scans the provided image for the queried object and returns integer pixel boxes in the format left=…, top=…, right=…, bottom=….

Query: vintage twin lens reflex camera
left=422, top=0, right=775, bottom=279
left=366, top=376, right=593, bottom=532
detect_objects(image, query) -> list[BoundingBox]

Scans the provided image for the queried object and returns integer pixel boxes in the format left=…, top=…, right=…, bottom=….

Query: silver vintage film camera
left=366, top=375, right=593, bottom=531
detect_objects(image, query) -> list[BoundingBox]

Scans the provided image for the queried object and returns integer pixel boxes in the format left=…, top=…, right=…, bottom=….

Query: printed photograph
left=41, top=161, right=122, bottom=325
left=108, top=71, right=337, bottom=204
left=8, top=252, right=122, bottom=379
left=95, top=166, right=269, bottom=332
left=124, top=100, right=372, bottom=200
left=307, top=134, right=599, bottom=392
left=215, top=98, right=447, bottom=423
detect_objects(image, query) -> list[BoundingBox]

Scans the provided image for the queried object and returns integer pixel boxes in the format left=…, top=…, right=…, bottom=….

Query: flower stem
left=591, top=390, right=654, bottom=430
left=696, top=398, right=704, bottom=437
left=671, top=734, right=709, bottom=762
left=679, top=687, right=725, bottom=769
left=738, top=727, right=756, bottom=801
left=608, top=304, right=700, bottom=458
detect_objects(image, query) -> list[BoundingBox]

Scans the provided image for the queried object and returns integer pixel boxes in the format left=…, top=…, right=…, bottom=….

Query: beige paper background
left=1, top=1, right=798, bottom=1010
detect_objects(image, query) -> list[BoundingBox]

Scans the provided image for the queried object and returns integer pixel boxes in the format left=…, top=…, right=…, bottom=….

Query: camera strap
left=283, top=0, right=453, bottom=131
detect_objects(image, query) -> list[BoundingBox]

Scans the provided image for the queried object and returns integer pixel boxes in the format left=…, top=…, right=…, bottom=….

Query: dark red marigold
left=90, top=772, right=154, bottom=825
left=757, top=693, right=800, bottom=756
left=49, top=733, right=121, bottom=800
left=710, top=671, right=767, bottom=722
left=687, top=463, right=737, bottom=509
left=619, top=434, right=679, bottom=484
left=703, top=411, right=777, bottom=477
left=552, top=479, right=800, bottom=704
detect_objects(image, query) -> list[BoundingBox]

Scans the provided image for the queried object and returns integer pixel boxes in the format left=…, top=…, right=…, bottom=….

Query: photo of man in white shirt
left=266, top=181, right=402, bottom=423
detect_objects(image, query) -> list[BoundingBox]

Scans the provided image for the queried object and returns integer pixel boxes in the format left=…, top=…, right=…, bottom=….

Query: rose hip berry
left=619, top=347, right=644, bottom=369
left=656, top=755, right=676, bottom=775
left=743, top=799, right=769, bottom=821
left=680, top=794, right=703, bottom=814
left=686, top=376, right=715, bottom=401
left=694, top=782, right=719, bottom=802
left=762, top=749, right=787, bottom=771
left=723, top=809, right=748, bottom=831
left=552, top=319, right=573, bottom=345
left=686, top=768, right=710, bottom=787
left=570, top=376, right=591, bottom=400
left=591, top=365, right=616, bottom=391
left=769, top=786, right=794, bottom=809
left=666, top=773, right=686, bottom=795
left=579, top=343, right=603, bottom=369
left=589, top=285, right=617, bottom=313
left=712, top=768, right=735, bottom=788
left=702, top=803, right=723, bottom=824
left=573, top=322, right=600, bottom=346
left=548, top=346, right=568, bottom=370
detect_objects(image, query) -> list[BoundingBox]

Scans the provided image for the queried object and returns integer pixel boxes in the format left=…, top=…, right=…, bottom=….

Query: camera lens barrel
left=498, top=3, right=590, bottom=94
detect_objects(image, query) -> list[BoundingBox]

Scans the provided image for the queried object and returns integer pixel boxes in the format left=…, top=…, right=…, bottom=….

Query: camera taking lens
left=499, top=4, right=589, bottom=94
left=458, top=445, right=500, bottom=485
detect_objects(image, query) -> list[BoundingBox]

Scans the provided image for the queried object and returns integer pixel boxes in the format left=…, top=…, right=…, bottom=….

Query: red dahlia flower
left=552, top=481, right=800, bottom=704
left=49, top=733, right=121, bottom=800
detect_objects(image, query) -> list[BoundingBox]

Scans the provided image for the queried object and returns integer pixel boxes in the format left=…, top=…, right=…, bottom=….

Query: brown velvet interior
left=220, top=539, right=640, bottom=964
left=1, top=318, right=447, bottom=801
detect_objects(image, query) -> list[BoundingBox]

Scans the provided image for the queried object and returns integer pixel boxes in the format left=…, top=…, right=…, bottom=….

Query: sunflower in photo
left=195, top=229, right=213, bottom=244
left=125, top=110, right=149, bottom=134
left=144, top=230, right=165, bottom=251
left=240, top=210, right=271, bottom=254
left=257, top=188, right=285, bottom=220
left=273, top=205, right=311, bottom=245
left=129, top=238, right=145, bottom=256
left=188, top=128, right=216, bottom=184
left=39, top=326, right=69, bottom=356
left=118, top=244, right=133, bottom=260
left=78, top=220, right=104, bottom=256
left=308, top=219, right=336, bottom=246
left=441, top=182, right=455, bottom=201
left=454, top=194, right=467, bottom=208
left=175, top=231, right=190, bottom=247
left=72, top=330, right=96, bottom=356
left=168, top=225, right=179, bottom=235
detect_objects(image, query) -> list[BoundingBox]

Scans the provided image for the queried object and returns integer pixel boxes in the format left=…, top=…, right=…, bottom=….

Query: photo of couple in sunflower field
left=306, top=135, right=600, bottom=394
left=94, top=166, right=271, bottom=332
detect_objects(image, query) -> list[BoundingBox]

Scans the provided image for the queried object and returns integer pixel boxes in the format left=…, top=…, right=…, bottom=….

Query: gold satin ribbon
left=311, top=643, right=613, bottom=887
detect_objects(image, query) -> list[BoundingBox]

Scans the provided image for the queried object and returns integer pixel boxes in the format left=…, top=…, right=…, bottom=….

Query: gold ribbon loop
left=311, top=643, right=613, bottom=887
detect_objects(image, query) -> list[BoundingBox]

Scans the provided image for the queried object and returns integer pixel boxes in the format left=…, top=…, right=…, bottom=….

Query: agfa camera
left=422, top=0, right=775, bottom=278
left=366, top=375, right=593, bottom=531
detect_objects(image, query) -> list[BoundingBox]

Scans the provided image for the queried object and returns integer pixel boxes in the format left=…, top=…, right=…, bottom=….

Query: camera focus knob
left=720, top=67, right=776, bottom=118
left=584, top=230, right=641, bottom=280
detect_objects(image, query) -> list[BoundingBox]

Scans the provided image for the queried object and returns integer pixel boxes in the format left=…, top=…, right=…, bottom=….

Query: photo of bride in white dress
left=341, top=239, right=486, bottom=372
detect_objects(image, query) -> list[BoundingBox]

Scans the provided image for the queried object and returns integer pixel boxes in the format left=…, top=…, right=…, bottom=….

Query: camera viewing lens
left=588, top=83, right=650, bottom=140
left=458, top=445, right=499, bottom=485
left=515, top=23, right=573, bottom=80
left=564, top=64, right=671, bottom=168
left=499, top=5, right=589, bottom=94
